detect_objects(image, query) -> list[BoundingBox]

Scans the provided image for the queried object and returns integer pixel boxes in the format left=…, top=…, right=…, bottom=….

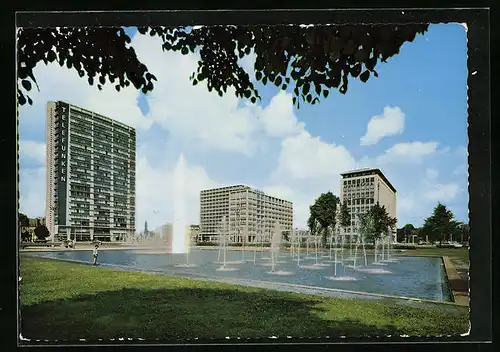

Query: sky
left=18, top=23, right=469, bottom=231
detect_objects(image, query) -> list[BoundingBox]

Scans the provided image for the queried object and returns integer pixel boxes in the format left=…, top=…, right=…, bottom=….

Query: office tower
left=339, top=168, right=397, bottom=240
left=45, top=101, right=136, bottom=242
left=199, top=185, right=293, bottom=243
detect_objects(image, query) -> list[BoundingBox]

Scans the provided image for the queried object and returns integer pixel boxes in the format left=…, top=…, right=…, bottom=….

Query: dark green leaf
left=303, top=81, right=310, bottom=95
left=292, top=96, right=296, bottom=105
left=306, top=94, right=312, bottom=103
left=351, top=64, right=362, bottom=78
left=282, top=84, right=287, bottom=90
left=251, top=96, right=256, bottom=104
left=315, top=83, right=321, bottom=95
left=275, top=76, right=282, bottom=86
left=193, top=79, right=198, bottom=86
left=255, top=71, right=262, bottom=81
left=244, top=90, right=251, bottom=98
left=21, top=80, right=32, bottom=91
left=323, top=90, right=329, bottom=98
left=181, top=47, right=189, bottom=55
left=18, top=93, right=26, bottom=105
left=360, top=70, right=370, bottom=83
left=262, top=76, right=267, bottom=85
left=27, top=96, right=33, bottom=105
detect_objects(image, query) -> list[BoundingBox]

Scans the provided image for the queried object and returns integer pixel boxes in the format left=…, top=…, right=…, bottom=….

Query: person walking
left=92, top=244, right=99, bottom=265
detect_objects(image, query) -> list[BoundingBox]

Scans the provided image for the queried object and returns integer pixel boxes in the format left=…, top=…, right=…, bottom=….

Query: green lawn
left=20, top=256, right=468, bottom=341
left=396, top=247, right=469, bottom=261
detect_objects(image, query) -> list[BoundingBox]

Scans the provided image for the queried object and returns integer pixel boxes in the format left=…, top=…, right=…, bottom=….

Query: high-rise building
left=45, top=101, right=136, bottom=242
left=199, top=185, right=293, bottom=243
left=339, top=168, right=397, bottom=240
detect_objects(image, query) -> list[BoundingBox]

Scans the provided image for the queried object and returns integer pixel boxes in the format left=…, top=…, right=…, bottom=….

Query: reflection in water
left=30, top=249, right=453, bottom=302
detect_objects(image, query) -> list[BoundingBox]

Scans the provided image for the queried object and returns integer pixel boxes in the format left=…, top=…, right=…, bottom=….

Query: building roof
left=340, top=168, right=397, bottom=193
left=50, top=101, right=136, bottom=131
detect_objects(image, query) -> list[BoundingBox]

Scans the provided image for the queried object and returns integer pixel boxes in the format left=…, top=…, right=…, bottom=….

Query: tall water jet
left=296, top=231, right=301, bottom=267
left=314, top=236, right=319, bottom=264
left=216, top=216, right=238, bottom=271
left=172, top=154, right=190, bottom=254
left=270, top=222, right=282, bottom=272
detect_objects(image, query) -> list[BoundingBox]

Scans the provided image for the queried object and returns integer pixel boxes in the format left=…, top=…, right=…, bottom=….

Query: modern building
left=45, top=101, right=136, bottom=242
left=187, top=224, right=201, bottom=243
left=199, top=185, right=293, bottom=243
left=339, top=168, right=397, bottom=241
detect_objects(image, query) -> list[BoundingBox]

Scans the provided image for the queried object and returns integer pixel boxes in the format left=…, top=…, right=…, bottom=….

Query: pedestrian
left=92, top=243, right=99, bottom=265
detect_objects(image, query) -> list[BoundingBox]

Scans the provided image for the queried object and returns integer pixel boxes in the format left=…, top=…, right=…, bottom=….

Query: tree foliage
left=34, top=219, right=50, bottom=240
left=421, top=202, right=456, bottom=244
left=359, top=202, right=396, bottom=245
left=18, top=212, right=30, bottom=228
left=451, top=221, right=469, bottom=244
left=17, top=24, right=429, bottom=107
left=337, top=201, right=351, bottom=231
left=308, top=192, right=340, bottom=246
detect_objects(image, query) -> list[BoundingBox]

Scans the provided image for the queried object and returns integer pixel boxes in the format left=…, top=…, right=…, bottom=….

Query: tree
left=34, top=219, right=50, bottom=240
left=361, top=202, right=397, bottom=245
left=451, top=221, right=470, bottom=244
left=17, top=24, right=428, bottom=107
left=308, top=192, right=340, bottom=247
left=358, top=212, right=375, bottom=243
left=337, top=202, right=351, bottom=234
left=402, top=223, right=415, bottom=243
left=19, top=213, right=30, bottom=228
left=421, top=202, right=455, bottom=244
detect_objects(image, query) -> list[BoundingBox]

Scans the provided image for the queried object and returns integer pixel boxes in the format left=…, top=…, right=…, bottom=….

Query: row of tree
left=307, top=193, right=468, bottom=247
left=397, top=202, right=469, bottom=244
left=19, top=213, right=50, bottom=241
left=307, top=191, right=397, bottom=247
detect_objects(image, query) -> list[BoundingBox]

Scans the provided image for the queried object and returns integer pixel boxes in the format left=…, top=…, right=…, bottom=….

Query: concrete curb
left=442, top=256, right=469, bottom=307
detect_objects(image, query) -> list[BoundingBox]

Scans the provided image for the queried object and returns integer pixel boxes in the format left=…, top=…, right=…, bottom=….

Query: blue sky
left=18, top=23, right=468, bottom=230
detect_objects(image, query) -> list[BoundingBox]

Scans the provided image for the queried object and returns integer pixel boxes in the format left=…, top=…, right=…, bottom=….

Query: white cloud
left=360, top=106, right=405, bottom=146
left=257, top=91, right=304, bottom=137
left=19, top=140, right=46, bottom=166
left=136, top=154, right=219, bottom=230
left=268, top=128, right=357, bottom=228
left=19, top=167, right=46, bottom=218
left=274, top=130, right=356, bottom=180
left=372, top=141, right=439, bottom=165
left=132, top=35, right=261, bottom=156
left=19, top=60, right=152, bottom=132
left=424, top=183, right=460, bottom=203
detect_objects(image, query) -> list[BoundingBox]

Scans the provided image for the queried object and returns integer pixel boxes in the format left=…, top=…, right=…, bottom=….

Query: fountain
left=167, top=154, right=197, bottom=268
left=267, top=222, right=294, bottom=276
left=216, top=216, right=239, bottom=272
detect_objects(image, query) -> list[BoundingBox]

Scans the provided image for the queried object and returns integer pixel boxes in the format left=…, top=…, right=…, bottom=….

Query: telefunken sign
left=56, top=102, right=69, bottom=225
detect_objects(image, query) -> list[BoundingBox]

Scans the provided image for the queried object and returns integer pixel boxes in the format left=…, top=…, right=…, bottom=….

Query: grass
left=396, top=247, right=469, bottom=261
left=19, top=256, right=469, bottom=341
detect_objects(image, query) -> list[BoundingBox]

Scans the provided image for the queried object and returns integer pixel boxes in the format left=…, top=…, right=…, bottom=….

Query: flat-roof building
left=45, top=101, right=136, bottom=242
left=200, top=185, right=293, bottom=243
left=339, top=168, right=397, bottom=241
